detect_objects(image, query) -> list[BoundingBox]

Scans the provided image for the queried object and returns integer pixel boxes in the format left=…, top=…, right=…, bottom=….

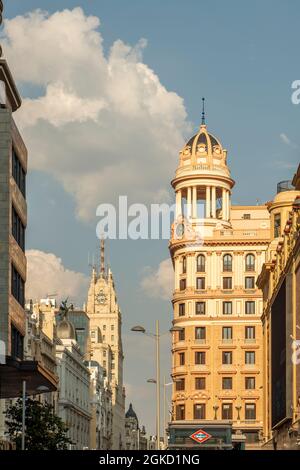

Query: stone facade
left=258, top=168, right=300, bottom=449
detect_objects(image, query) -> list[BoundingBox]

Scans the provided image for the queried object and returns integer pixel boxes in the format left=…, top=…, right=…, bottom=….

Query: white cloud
left=140, top=258, right=173, bottom=300
left=2, top=8, right=190, bottom=221
left=280, top=133, right=298, bottom=149
left=26, top=249, right=89, bottom=307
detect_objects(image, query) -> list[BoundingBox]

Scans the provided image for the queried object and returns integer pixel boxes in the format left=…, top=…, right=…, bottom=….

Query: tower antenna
left=201, top=97, right=206, bottom=125
left=100, top=237, right=105, bottom=277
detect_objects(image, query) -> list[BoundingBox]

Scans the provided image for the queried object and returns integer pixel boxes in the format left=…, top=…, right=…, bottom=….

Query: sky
left=2, top=0, right=300, bottom=435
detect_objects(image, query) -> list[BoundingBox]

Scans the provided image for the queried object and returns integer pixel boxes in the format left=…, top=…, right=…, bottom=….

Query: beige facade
left=258, top=170, right=300, bottom=449
left=86, top=241, right=125, bottom=449
left=169, top=122, right=271, bottom=447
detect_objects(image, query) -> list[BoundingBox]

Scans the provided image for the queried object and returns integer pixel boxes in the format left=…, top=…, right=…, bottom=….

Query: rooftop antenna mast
left=201, top=97, right=206, bottom=125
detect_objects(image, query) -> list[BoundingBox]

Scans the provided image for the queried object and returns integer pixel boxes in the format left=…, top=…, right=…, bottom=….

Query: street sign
left=190, top=429, right=212, bottom=444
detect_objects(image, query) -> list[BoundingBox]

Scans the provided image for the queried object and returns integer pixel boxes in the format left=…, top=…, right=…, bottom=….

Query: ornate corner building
left=168, top=121, right=271, bottom=449
left=86, top=241, right=125, bottom=449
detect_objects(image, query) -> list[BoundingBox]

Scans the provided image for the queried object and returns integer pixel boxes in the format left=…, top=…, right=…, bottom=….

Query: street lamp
left=131, top=320, right=161, bottom=450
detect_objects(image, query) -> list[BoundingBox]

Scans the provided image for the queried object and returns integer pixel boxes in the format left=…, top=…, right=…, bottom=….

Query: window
left=195, top=327, right=206, bottom=341
left=179, top=352, right=185, bottom=366
left=245, top=351, right=255, bottom=364
left=222, top=327, right=232, bottom=341
left=103, top=325, right=106, bottom=330
left=243, top=213, right=251, bottom=220
left=196, top=277, right=205, bottom=290
left=223, top=254, right=232, bottom=272
left=223, top=277, right=232, bottom=290
left=245, top=403, right=256, bottom=420
left=245, top=254, right=255, bottom=272
left=176, top=378, right=185, bottom=391
left=111, top=325, right=114, bottom=330
left=196, top=302, right=206, bottom=315
left=222, top=377, right=233, bottom=390
left=222, top=351, right=232, bottom=365
left=195, top=377, right=206, bottom=390
left=111, top=335, right=114, bottom=341
left=179, top=279, right=186, bottom=291
left=245, top=301, right=255, bottom=315
left=245, top=326, right=255, bottom=340
left=245, top=377, right=255, bottom=390
left=274, top=213, right=281, bottom=238
left=12, top=148, right=26, bottom=197
left=182, top=256, right=186, bottom=274
left=197, top=254, right=205, bottom=272
left=194, top=404, right=206, bottom=420
left=178, top=303, right=185, bottom=317
left=103, top=350, right=106, bottom=357
left=245, top=277, right=255, bottom=289
left=11, top=264, right=25, bottom=306
left=223, top=301, right=232, bottom=315
left=176, top=405, right=185, bottom=420
left=11, top=325, right=24, bottom=360
left=195, top=351, right=206, bottom=365
left=12, top=206, right=25, bottom=251
left=178, top=328, right=185, bottom=341
left=103, top=335, right=106, bottom=341
left=222, top=403, right=233, bottom=420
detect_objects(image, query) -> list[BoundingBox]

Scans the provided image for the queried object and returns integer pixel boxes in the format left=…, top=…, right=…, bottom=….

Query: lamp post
left=131, top=322, right=183, bottom=450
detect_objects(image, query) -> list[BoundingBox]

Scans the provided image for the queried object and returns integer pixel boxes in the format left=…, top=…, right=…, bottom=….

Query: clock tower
left=86, top=239, right=125, bottom=449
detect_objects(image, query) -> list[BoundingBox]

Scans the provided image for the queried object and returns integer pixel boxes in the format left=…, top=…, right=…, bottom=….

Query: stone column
left=227, top=191, right=231, bottom=221
left=206, top=186, right=211, bottom=218
left=192, top=186, right=197, bottom=218
left=222, top=188, right=226, bottom=220
left=211, top=186, right=216, bottom=218
left=175, top=190, right=182, bottom=219
left=187, top=187, right=192, bottom=220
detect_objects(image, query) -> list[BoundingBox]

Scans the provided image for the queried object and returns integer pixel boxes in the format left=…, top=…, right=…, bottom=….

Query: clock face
left=176, top=223, right=185, bottom=239
left=96, top=290, right=107, bottom=305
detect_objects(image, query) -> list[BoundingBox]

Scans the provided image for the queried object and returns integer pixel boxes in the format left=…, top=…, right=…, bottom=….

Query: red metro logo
left=190, top=429, right=212, bottom=444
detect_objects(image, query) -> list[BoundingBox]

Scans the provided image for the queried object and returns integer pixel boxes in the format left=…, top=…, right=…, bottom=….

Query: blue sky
left=3, top=0, right=300, bottom=434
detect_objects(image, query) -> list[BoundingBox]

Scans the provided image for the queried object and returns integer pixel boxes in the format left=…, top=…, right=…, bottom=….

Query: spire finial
left=100, top=238, right=105, bottom=277
left=201, top=97, right=206, bottom=125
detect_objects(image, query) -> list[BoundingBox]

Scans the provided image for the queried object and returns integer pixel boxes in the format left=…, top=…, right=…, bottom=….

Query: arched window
left=245, top=254, right=255, bottom=272
left=197, top=254, right=205, bottom=272
left=223, top=254, right=232, bottom=272
left=182, top=256, right=186, bottom=274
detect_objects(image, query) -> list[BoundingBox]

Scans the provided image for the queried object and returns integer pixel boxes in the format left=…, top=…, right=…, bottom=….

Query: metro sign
left=190, top=429, right=212, bottom=444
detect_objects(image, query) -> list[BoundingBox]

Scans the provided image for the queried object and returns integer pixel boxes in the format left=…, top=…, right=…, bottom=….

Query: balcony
left=244, top=338, right=256, bottom=344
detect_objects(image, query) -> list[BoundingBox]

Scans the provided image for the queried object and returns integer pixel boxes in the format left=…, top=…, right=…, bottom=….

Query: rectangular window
left=245, top=351, right=255, bottom=364
left=179, top=352, right=185, bottom=366
left=274, top=213, right=281, bottom=238
left=245, top=277, right=255, bottom=289
left=245, top=301, right=255, bottom=315
left=178, top=328, right=185, bottom=341
left=178, top=303, right=185, bottom=317
left=176, top=405, right=185, bottom=420
left=195, top=327, right=206, bottom=341
left=196, top=277, right=205, bottom=290
left=179, top=279, right=186, bottom=291
left=222, top=327, right=232, bottom=340
left=245, top=326, right=255, bottom=340
left=111, top=325, right=114, bottom=330
left=11, top=325, right=24, bottom=360
left=182, top=257, right=186, bottom=274
left=194, top=404, right=206, bottom=420
left=243, top=214, right=251, bottom=220
left=195, top=377, right=206, bottom=390
left=222, top=403, right=233, bottom=420
left=175, top=378, right=185, bottom=391
left=223, top=301, right=232, bottom=315
left=222, top=377, right=233, bottom=390
left=11, top=264, right=25, bottom=307
left=223, top=277, right=232, bottom=289
left=245, top=403, right=256, bottom=420
left=195, top=301, right=206, bottom=315
left=195, top=351, right=206, bottom=365
left=245, top=377, right=255, bottom=390
left=222, top=351, right=232, bottom=365
left=12, top=206, right=25, bottom=251
left=12, top=147, right=26, bottom=197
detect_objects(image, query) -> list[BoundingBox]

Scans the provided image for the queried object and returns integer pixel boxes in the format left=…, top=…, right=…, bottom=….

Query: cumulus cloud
left=26, top=249, right=89, bottom=306
left=2, top=8, right=190, bottom=221
left=140, top=258, right=173, bottom=300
